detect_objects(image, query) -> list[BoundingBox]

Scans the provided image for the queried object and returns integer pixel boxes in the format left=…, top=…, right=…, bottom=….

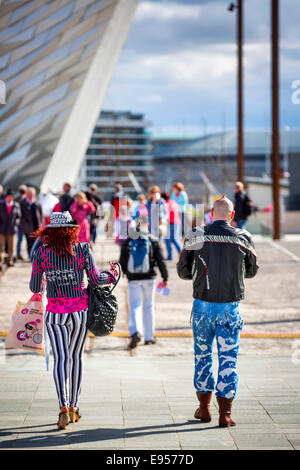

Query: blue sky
left=102, top=0, right=300, bottom=137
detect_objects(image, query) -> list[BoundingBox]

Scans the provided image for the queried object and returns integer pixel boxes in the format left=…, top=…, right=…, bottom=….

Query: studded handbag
left=80, top=244, right=121, bottom=337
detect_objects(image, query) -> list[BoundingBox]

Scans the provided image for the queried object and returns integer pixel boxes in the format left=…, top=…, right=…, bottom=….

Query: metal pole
left=237, top=0, right=244, bottom=183
left=271, top=0, right=281, bottom=239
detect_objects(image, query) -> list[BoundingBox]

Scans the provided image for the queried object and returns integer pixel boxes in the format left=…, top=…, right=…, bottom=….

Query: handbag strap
left=79, top=243, right=121, bottom=295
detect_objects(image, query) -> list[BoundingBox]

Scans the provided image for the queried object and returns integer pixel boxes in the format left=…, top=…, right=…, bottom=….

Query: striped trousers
left=45, top=310, right=88, bottom=408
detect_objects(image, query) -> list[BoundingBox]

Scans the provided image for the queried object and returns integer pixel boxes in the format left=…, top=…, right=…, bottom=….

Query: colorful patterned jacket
left=30, top=242, right=115, bottom=313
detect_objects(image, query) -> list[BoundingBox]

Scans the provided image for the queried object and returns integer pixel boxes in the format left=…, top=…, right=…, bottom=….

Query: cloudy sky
left=102, top=0, right=300, bottom=137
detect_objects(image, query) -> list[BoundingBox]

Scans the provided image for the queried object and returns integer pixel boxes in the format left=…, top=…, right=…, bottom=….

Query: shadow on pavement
left=0, top=420, right=220, bottom=448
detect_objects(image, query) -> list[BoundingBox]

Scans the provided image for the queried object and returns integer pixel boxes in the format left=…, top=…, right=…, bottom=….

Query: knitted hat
left=46, top=211, right=79, bottom=228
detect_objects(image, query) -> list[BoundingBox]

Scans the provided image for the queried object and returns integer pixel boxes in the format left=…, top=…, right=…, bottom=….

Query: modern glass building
left=0, top=0, right=138, bottom=192
left=79, top=110, right=153, bottom=198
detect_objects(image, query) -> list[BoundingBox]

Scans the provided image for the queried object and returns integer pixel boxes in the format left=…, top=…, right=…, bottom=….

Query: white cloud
left=143, top=48, right=236, bottom=87
left=135, top=1, right=202, bottom=21
left=138, top=93, right=163, bottom=103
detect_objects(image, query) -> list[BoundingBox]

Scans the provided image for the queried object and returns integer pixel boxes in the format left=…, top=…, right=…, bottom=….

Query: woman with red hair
left=30, top=211, right=118, bottom=430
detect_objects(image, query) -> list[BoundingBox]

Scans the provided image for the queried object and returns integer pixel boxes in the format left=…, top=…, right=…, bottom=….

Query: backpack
left=127, top=236, right=151, bottom=274
left=243, top=194, right=253, bottom=217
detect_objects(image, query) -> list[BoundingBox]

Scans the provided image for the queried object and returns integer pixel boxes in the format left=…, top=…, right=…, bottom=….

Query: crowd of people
left=0, top=179, right=253, bottom=272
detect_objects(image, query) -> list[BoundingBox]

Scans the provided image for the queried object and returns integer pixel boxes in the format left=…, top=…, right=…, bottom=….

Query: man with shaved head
left=177, top=195, right=258, bottom=428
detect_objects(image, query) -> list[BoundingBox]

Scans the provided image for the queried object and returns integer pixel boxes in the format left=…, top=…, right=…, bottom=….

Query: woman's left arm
left=85, top=245, right=117, bottom=286
left=29, top=249, right=44, bottom=293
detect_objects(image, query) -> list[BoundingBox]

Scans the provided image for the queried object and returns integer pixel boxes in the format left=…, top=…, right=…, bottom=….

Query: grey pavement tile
left=233, top=435, right=293, bottom=449
left=230, top=427, right=281, bottom=435
left=0, top=421, right=25, bottom=430
left=237, top=446, right=294, bottom=450
left=125, top=439, right=180, bottom=449
left=124, top=413, right=171, bottom=421
left=178, top=435, right=234, bottom=445
left=181, top=443, right=237, bottom=450
left=13, top=446, right=70, bottom=450
left=14, top=437, right=71, bottom=449
left=225, top=415, right=273, bottom=424
left=264, top=409, right=299, bottom=414
left=123, top=403, right=170, bottom=409
left=78, top=417, right=124, bottom=425
left=227, top=410, right=270, bottom=417
left=279, top=426, right=300, bottom=433
left=269, top=414, right=300, bottom=424
left=23, top=417, right=58, bottom=426
left=0, top=433, right=18, bottom=444
left=124, top=420, right=174, bottom=428
left=288, top=438, right=300, bottom=448
left=124, top=424, right=177, bottom=436
left=70, top=445, right=124, bottom=450
left=125, top=431, right=179, bottom=443
left=285, top=434, right=300, bottom=439
left=14, top=443, right=70, bottom=450
left=0, top=392, right=35, bottom=400
left=69, top=435, right=124, bottom=447
left=229, top=402, right=263, bottom=408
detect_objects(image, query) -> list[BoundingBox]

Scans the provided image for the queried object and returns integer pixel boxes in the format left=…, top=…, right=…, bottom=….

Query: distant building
left=0, top=0, right=138, bottom=192
left=79, top=110, right=153, bottom=198
left=152, top=129, right=300, bottom=208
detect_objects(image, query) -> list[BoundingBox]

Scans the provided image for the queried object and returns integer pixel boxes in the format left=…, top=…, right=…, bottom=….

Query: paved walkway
left=0, top=351, right=299, bottom=450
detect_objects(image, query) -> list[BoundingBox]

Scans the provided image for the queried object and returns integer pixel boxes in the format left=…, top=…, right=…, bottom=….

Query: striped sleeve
left=29, top=248, right=44, bottom=293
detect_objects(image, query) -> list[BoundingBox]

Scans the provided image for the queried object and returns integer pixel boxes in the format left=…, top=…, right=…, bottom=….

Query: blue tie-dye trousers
left=192, top=299, right=244, bottom=399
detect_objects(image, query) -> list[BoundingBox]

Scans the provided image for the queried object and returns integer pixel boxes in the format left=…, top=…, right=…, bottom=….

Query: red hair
left=32, top=226, right=80, bottom=256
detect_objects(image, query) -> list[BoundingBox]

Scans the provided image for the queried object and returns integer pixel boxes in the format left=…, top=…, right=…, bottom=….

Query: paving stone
left=182, top=443, right=237, bottom=450
left=269, top=414, right=300, bottom=424
left=234, top=434, right=294, bottom=449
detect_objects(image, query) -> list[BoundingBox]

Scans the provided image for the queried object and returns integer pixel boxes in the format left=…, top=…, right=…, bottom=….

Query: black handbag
left=81, top=244, right=121, bottom=336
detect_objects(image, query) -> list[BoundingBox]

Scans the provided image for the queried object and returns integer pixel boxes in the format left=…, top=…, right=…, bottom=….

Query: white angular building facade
left=0, top=0, right=138, bottom=192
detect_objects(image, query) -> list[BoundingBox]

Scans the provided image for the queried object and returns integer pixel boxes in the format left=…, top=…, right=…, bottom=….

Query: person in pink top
left=161, top=192, right=182, bottom=260
left=70, top=192, right=95, bottom=243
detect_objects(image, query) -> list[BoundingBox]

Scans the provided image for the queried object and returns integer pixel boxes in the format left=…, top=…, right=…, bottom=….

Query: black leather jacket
left=177, top=220, right=258, bottom=303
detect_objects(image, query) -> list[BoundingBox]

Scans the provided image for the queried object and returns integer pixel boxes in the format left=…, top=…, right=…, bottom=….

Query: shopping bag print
left=5, top=293, right=45, bottom=355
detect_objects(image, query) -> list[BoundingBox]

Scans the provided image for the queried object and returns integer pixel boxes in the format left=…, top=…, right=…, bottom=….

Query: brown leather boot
left=194, top=392, right=212, bottom=422
left=217, top=396, right=236, bottom=427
